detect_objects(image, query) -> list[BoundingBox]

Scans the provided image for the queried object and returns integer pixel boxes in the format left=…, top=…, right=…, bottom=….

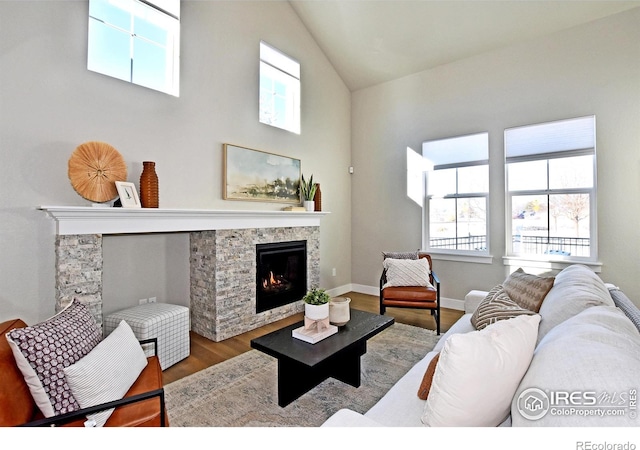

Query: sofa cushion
left=64, top=320, right=148, bottom=427
left=0, top=319, right=36, bottom=426
left=322, top=408, right=384, bottom=427
left=433, top=314, right=474, bottom=353
left=536, top=264, right=613, bottom=344
left=502, top=268, right=554, bottom=312
left=512, top=305, right=640, bottom=427
left=421, top=314, right=540, bottom=427
left=364, top=351, right=439, bottom=426
left=6, top=300, right=102, bottom=417
left=471, top=284, right=537, bottom=330
left=382, top=257, right=432, bottom=289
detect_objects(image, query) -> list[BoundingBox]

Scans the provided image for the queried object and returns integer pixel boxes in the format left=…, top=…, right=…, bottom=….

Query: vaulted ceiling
left=289, top=1, right=640, bottom=91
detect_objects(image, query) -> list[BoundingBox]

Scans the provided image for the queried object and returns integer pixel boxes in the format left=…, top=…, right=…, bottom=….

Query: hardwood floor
left=162, top=292, right=464, bottom=384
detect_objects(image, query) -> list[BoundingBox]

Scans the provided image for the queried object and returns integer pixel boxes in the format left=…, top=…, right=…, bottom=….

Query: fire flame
left=262, top=271, right=282, bottom=289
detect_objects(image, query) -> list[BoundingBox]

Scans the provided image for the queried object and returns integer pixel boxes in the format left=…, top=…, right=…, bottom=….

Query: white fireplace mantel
left=39, top=206, right=329, bottom=235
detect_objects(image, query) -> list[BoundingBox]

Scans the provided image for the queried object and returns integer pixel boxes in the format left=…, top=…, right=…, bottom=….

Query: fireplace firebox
left=256, top=241, right=307, bottom=313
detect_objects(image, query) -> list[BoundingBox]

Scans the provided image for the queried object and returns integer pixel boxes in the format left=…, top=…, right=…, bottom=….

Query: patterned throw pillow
left=471, top=285, right=538, bottom=330
left=502, top=268, right=555, bottom=312
left=382, top=251, right=419, bottom=260
left=6, top=299, right=102, bottom=417
left=382, top=257, right=432, bottom=288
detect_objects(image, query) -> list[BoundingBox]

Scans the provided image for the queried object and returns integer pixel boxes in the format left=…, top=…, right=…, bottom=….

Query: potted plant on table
left=300, top=174, right=317, bottom=211
left=302, top=287, right=331, bottom=320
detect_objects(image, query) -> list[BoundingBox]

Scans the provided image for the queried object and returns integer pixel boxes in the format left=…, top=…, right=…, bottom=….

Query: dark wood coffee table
left=250, top=309, right=394, bottom=407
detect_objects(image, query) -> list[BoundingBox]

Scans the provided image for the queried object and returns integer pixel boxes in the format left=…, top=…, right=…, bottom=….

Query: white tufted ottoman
left=104, top=303, right=190, bottom=370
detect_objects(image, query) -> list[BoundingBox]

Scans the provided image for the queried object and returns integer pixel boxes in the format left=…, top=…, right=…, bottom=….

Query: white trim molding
left=38, top=206, right=329, bottom=235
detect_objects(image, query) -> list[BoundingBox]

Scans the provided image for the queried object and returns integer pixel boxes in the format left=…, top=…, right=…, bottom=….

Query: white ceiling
left=289, top=0, right=640, bottom=91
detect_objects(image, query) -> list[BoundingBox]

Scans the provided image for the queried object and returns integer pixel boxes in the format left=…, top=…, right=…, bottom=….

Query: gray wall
left=351, top=8, right=640, bottom=304
left=0, top=1, right=352, bottom=324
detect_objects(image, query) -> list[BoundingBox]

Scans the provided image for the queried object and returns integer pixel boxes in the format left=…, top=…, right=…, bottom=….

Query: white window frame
left=422, top=132, right=490, bottom=260
left=88, top=0, right=180, bottom=97
left=504, top=116, right=598, bottom=265
left=259, top=41, right=300, bottom=134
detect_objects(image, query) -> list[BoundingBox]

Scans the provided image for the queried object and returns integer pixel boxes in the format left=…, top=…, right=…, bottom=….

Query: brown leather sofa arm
left=20, top=388, right=167, bottom=427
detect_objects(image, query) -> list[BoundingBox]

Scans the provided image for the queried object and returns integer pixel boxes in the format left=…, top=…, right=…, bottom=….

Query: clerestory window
left=259, top=41, right=300, bottom=134
left=88, top=0, right=180, bottom=96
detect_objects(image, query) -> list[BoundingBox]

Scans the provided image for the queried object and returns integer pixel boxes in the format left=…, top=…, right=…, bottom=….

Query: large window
left=88, top=0, right=180, bottom=96
left=506, top=116, right=596, bottom=260
left=259, top=41, right=300, bottom=134
left=423, top=133, right=489, bottom=254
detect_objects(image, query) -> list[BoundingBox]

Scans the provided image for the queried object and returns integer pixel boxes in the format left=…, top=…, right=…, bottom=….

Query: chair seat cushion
left=382, top=286, right=437, bottom=303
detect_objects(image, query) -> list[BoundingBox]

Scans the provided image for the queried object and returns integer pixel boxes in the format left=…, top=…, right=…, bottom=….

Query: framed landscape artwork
left=223, top=144, right=301, bottom=203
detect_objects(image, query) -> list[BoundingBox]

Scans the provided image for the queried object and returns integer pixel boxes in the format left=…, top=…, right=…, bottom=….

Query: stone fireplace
left=40, top=207, right=327, bottom=342
left=190, top=227, right=319, bottom=341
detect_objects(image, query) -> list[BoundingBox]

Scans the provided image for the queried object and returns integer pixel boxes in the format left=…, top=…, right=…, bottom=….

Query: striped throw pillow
left=63, top=320, right=148, bottom=426
left=471, top=285, right=537, bottom=330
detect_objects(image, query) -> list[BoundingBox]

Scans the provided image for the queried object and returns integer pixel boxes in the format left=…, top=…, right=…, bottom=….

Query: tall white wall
left=0, top=1, right=351, bottom=323
left=351, top=8, right=640, bottom=303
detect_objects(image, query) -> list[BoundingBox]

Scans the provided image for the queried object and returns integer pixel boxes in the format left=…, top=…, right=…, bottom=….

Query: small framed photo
left=115, top=181, right=141, bottom=208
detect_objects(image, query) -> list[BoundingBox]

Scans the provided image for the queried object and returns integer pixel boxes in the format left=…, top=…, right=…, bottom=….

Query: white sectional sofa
left=322, top=264, right=640, bottom=427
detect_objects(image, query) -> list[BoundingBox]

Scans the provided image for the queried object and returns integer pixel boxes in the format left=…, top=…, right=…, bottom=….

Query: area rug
left=164, top=322, right=440, bottom=427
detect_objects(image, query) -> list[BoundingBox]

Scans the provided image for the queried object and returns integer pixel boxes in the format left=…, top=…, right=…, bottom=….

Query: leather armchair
left=1, top=319, right=168, bottom=427
left=380, top=252, right=441, bottom=334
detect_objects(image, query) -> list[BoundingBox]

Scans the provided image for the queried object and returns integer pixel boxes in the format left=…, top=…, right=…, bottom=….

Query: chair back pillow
left=383, top=257, right=432, bottom=288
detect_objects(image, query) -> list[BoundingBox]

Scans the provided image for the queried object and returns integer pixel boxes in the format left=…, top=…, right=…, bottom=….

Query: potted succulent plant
left=302, top=287, right=331, bottom=320
left=300, top=174, right=317, bottom=211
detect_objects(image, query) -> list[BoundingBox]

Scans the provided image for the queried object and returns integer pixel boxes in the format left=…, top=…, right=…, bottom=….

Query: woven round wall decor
left=68, top=141, right=128, bottom=203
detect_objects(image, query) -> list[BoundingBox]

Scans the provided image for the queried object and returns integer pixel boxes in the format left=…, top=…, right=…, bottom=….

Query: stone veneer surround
left=190, top=227, right=319, bottom=341
left=55, top=234, right=103, bottom=327
left=43, top=207, right=327, bottom=341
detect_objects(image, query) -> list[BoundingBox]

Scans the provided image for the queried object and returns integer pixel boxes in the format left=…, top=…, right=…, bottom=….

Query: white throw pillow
left=63, top=320, right=148, bottom=427
left=422, top=314, right=540, bottom=427
left=383, top=257, right=431, bottom=288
